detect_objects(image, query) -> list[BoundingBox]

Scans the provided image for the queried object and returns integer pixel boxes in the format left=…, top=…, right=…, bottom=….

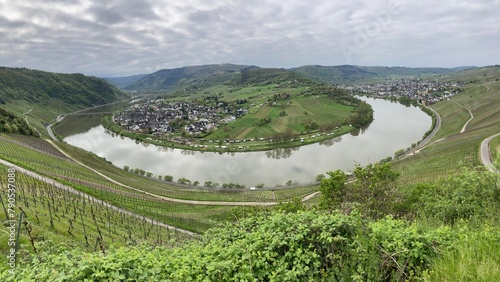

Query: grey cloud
left=88, top=6, right=124, bottom=25
left=0, top=0, right=498, bottom=75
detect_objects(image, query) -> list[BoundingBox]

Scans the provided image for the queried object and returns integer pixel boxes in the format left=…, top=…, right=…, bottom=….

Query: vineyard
left=0, top=132, right=323, bottom=236
left=0, top=134, right=319, bottom=203
left=0, top=163, right=194, bottom=270
left=393, top=69, right=500, bottom=183
left=0, top=66, right=498, bottom=279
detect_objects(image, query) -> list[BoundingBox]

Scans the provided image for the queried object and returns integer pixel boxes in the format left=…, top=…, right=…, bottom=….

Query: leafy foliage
left=350, top=101, right=374, bottom=128
left=402, top=167, right=500, bottom=225
left=1, top=210, right=453, bottom=281
left=319, top=170, right=346, bottom=209
left=0, top=107, right=39, bottom=136
left=320, top=163, right=401, bottom=219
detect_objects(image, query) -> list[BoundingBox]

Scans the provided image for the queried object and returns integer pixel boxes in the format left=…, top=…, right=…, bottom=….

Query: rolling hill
left=123, top=63, right=259, bottom=92
left=290, top=65, right=474, bottom=85
left=112, top=64, right=476, bottom=95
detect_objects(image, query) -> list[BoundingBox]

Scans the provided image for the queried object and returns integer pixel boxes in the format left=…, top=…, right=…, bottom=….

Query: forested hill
left=290, top=65, right=473, bottom=85
left=124, top=64, right=258, bottom=92
left=229, top=67, right=316, bottom=87
left=0, top=107, right=38, bottom=136
left=0, top=67, right=129, bottom=108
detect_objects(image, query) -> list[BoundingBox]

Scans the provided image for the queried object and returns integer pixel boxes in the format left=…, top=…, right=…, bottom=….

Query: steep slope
left=0, top=107, right=38, bottom=136
left=0, top=67, right=130, bottom=135
left=229, top=67, right=316, bottom=87
left=0, top=67, right=128, bottom=107
left=125, top=64, right=258, bottom=92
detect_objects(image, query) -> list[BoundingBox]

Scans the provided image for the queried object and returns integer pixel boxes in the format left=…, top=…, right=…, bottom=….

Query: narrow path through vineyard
left=0, top=158, right=198, bottom=236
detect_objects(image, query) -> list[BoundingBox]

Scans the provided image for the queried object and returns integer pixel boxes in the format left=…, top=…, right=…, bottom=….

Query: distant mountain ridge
left=109, top=64, right=475, bottom=93
left=103, top=74, right=148, bottom=89
left=290, top=65, right=474, bottom=85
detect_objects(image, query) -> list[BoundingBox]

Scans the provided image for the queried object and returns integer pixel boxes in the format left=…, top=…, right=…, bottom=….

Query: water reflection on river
left=64, top=98, right=431, bottom=187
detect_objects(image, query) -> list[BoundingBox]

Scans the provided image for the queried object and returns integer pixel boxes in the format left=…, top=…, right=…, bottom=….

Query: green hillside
left=0, top=67, right=129, bottom=135
left=124, top=64, right=258, bottom=93
left=117, top=64, right=471, bottom=94
left=0, top=65, right=499, bottom=281
left=0, top=67, right=128, bottom=107
left=291, top=65, right=469, bottom=85
left=0, top=108, right=38, bottom=136
left=103, top=67, right=372, bottom=151
left=392, top=65, right=500, bottom=183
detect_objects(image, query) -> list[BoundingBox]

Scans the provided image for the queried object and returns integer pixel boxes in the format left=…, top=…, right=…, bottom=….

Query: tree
left=3, top=123, right=12, bottom=133
left=123, top=166, right=129, bottom=172
left=351, top=163, right=400, bottom=218
left=316, top=174, right=326, bottom=182
left=319, top=170, right=347, bottom=209
left=164, top=175, right=173, bottom=182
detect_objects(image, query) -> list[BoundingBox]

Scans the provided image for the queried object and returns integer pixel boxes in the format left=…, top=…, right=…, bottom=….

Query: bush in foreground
left=1, top=210, right=457, bottom=281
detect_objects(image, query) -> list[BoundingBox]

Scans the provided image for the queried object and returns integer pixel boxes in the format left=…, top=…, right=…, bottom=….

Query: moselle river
left=64, top=98, right=431, bottom=187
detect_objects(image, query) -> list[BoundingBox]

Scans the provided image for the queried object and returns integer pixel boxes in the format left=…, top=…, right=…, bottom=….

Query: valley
left=0, top=64, right=499, bottom=281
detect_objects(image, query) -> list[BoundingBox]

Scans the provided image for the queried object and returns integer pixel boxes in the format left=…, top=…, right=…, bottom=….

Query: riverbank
left=101, top=113, right=359, bottom=153
left=64, top=98, right=431, bottom=187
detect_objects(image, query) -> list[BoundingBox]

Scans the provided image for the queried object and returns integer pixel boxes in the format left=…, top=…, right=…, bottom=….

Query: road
left=46, top=114, right=66, bottom=141
left=398, top=106, right=442, bottom=158
left=454, top=102, right=474, bottom=133
left=0, top=158, right=198, bottom=236
left=480, top=132, right=500, bottom=172
left=416, top=106, right=442, bottom=150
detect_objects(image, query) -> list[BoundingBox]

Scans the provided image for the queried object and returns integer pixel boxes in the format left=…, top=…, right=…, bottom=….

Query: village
left=341, top=78, right=463, bottom=104
left=114, top=98, right=246, bottom=137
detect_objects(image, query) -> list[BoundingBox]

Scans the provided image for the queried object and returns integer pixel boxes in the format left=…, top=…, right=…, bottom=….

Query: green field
left=193, top=88, right=355, bottom=141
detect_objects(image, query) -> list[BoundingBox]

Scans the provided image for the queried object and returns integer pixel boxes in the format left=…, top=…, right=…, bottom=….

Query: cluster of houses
left=114, top=99, right=246, bottom=136
left=341, top=78, right=462, bottom=104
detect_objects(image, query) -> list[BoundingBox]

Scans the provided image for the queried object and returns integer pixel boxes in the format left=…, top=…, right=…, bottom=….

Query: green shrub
left=1, top=210, right=453, bottom=281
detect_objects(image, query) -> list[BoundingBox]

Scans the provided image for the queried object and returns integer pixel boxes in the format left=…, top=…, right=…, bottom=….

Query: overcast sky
left=1, top=0, right=499, bottom=76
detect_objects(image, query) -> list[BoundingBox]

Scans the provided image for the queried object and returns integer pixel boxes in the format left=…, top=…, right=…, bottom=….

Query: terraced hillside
left=392, top=66, right=500, bottom=183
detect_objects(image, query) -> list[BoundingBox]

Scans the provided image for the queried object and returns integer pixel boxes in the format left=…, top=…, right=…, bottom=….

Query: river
left=63, top=98, right=431, bottom=187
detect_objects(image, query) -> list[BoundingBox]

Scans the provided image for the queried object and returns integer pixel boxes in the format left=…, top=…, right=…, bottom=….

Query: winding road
left=480, top=132, right=500, bottom=172
left=400, top=106, right=442, bottom=157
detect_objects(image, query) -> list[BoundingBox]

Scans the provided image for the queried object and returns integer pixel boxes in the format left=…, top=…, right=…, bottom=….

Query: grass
left=98, top=82, right=359, bottom=152
left=424, top=227, right=500, bottom=281
left=491, top=136, right=500, bottom=161
left=393, top=68, right=500, bottom=184
left=206, top=95, right=354, bottom=141
left=5, top=99, right=81, bottom=137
